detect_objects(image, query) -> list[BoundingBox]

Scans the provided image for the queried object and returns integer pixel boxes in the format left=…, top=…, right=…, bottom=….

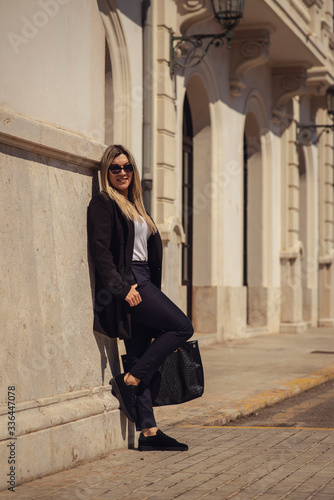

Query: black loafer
left=138, top=430, right=188, bottom=451
left=110, top=374, right=137, bottom=422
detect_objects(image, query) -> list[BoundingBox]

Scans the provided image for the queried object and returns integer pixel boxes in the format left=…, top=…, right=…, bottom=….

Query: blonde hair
left=100, top=144, right=157, bottom=234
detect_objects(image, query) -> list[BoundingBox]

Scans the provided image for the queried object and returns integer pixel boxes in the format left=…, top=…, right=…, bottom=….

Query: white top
left=132, top=216, right=152, bottom=262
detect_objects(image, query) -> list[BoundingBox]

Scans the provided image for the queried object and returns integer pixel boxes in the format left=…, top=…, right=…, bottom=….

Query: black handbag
left=122, top=340, right=204, bottom=406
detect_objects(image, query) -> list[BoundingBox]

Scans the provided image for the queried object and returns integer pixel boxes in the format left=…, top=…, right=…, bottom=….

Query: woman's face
left=108, top=154, right=133, bottom=198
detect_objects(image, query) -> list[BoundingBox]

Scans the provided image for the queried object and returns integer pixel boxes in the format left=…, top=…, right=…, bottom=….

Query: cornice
left=305, top=66, right=334, bottom=96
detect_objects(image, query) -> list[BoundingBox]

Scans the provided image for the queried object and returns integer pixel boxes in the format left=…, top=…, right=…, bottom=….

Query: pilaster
left=155, top=0, right=178, bottom=224
left=279, top=93, right=308, bottom=332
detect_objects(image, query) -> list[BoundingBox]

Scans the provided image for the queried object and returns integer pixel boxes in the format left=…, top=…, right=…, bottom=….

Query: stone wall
left=0, top=0, right=139, bottom=490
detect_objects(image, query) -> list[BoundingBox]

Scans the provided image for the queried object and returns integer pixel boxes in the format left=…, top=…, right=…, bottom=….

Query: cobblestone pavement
left=1, top=425, right=334, bottom=499
left=2, top=328, right=334, bottom=499
left=153, top=328, right=334, bottom=429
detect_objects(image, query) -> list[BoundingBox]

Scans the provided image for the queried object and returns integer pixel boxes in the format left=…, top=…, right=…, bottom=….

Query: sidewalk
left=1, top=326, right=334, bottom=499
left=154, top=326, right=334, bottom=428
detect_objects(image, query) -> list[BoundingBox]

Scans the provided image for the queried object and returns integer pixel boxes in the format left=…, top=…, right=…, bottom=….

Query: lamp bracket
left=169, top=28, right=232, bottom=77
left=296, top=123, right=334, bottom=148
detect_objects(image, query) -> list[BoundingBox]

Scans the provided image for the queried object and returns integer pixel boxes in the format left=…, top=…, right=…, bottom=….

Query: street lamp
left=212, top=0, right=245, bottom=30
left=169, top=0, right=245, bottom=77
left=296, top=85, right=334, bottom=146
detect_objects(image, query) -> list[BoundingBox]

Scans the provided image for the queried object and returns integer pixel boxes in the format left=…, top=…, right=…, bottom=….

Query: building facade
left=1, top=0, right=334, bottom=489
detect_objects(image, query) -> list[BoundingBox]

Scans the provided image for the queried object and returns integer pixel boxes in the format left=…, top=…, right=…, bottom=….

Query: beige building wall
left=159, top=0, right=334, bottom=339
left=1, top=0, right=334, bottom=491
left=0, top=0, right=143, bottom=490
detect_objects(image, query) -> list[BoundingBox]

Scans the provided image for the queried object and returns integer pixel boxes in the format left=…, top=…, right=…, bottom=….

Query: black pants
left=124, top=262, right=194, bottom=431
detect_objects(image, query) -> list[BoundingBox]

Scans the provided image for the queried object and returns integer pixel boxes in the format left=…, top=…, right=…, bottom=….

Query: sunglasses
left=108, top=163, right=134, bottom=175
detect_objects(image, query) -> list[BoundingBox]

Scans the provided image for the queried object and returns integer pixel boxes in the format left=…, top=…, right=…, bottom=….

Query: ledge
left=280, top=240, right=304, bottom=260
left=0, top=395, right=131, bottom=492
left=159, top=216, right=185, bottom=245
left=0, top=385, right=118, bottom=441
left=319, top=249, right=334, bottom=265
left=0, top=107, right=106, bottom=168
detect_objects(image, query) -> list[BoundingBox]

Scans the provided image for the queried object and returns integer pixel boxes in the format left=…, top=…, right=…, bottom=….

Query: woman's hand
left=125, top=284, right=142, bottom=307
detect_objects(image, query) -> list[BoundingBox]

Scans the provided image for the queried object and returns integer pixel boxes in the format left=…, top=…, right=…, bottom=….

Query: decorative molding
left=0, top=107, right=105, bottom=168
left=319, top=318, right=334, bottom=326
left=306, top=67, right=334, bottom=96
left=0, top=385, right=116, bottom=440
left=182, top=0, right=206, bottom=12
left=321, top=20, right=334, bottom=51
left=0, top=387, right=130, bottom=492
left=302, top=0, right=323, bottom=7
left=229, top=29, right=270, bottom=97
left=280, top=240, right=304, bottom=260
left=178, top=0, right=212, bottom=34
left=272, top=66, right=308, bottom=122
left=319, top=249, right=334, bottom=265
left=329, top=35, right=334, bottom=52
left=289, top=0, right=311, bottom=25
left=158, top=216, right=186, bottom=245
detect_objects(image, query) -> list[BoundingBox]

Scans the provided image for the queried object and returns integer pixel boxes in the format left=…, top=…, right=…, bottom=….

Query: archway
left=184, top=75, right=213, bottom=333
left=97, top=0, right=131, bottom=145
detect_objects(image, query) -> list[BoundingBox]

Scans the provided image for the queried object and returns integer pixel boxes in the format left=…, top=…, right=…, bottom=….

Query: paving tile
left=3, top=329, right=334, bottom=499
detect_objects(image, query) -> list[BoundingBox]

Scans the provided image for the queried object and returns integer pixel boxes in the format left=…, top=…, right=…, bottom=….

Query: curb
left=183, top=364, right=334, bottom=427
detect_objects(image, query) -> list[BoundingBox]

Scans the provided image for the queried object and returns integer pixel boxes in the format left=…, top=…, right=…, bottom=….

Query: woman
left=87, top=144, right=194, bottom=451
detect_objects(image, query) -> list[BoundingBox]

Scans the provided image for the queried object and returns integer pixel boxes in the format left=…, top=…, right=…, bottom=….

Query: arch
left=183, top=59, right=220, bottom=109
left=97, top=0, right=131, bottom=145
left=182, top=73, right=215, bottom=334
left=244, top=89, right=270, bottom=131
left=186, top=74, right=212, bottom=286
left=182, top=59, right=222, bottom=204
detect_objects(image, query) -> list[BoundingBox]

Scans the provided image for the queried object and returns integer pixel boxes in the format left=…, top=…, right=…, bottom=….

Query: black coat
left=87, top=192, right=162, bottom=339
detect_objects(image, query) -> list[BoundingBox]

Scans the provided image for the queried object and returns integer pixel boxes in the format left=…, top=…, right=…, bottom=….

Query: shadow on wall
left=94, top=331, right=121, bottom=385
left=87, top=169, right=122, bottom=386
